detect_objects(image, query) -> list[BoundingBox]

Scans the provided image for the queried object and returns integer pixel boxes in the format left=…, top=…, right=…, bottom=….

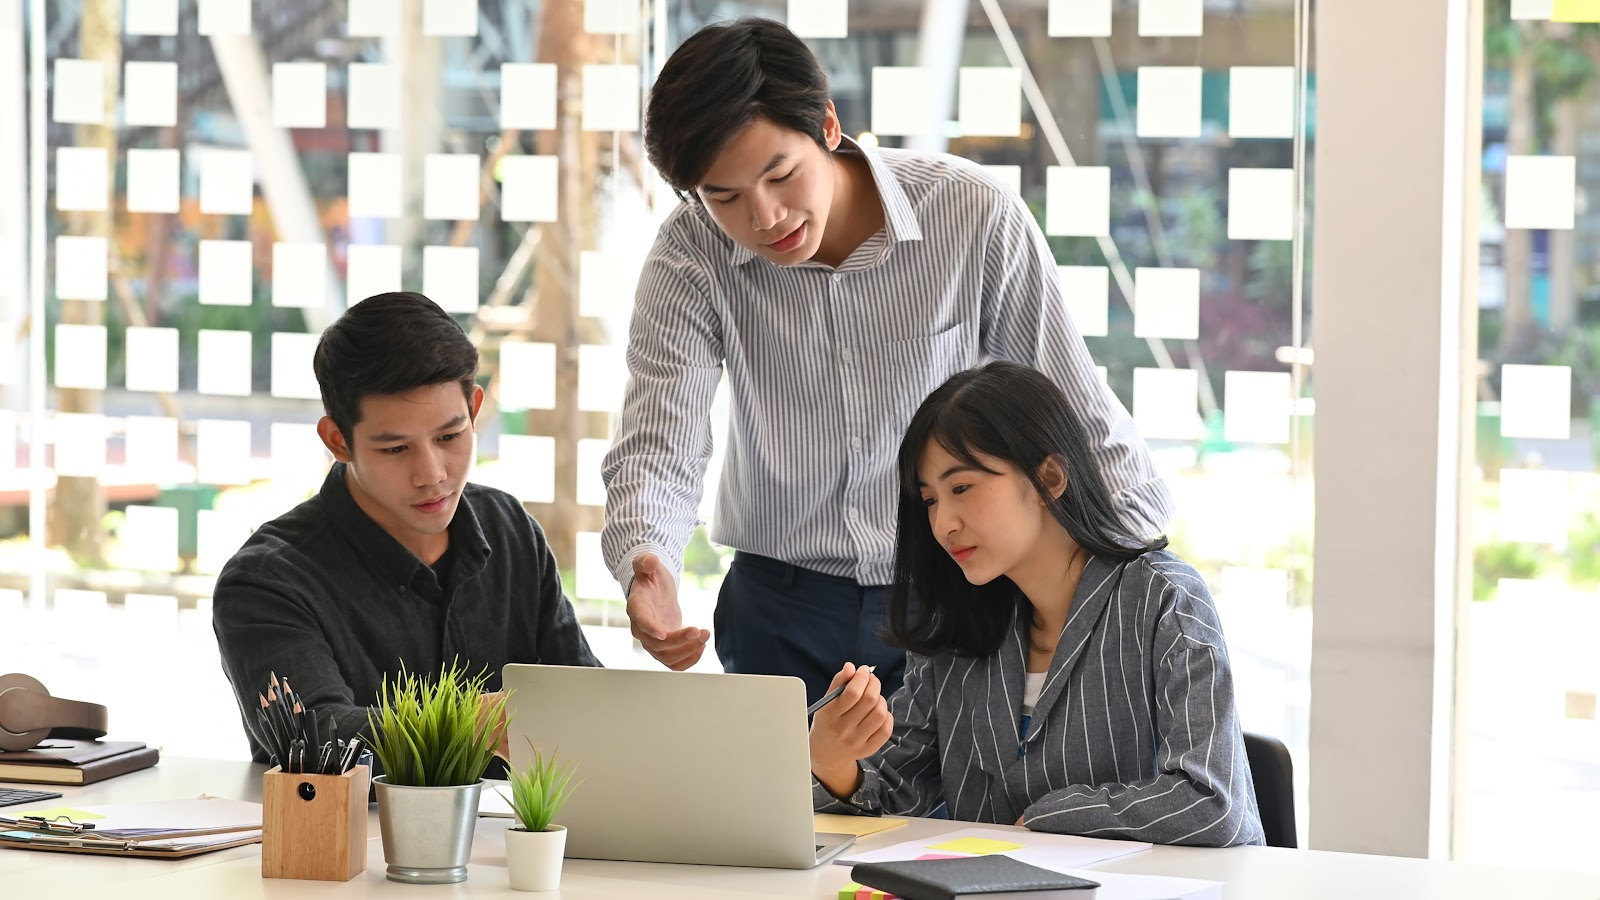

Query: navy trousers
left=713, top=552, right=907, bottom=708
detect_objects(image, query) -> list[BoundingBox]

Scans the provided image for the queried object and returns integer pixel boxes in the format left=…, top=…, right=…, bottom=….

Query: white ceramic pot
left=505, top=824, right=567, bottom=892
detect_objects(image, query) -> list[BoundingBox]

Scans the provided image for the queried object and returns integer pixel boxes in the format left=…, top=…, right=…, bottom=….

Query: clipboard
left=0, top=828, right=262, bottom=858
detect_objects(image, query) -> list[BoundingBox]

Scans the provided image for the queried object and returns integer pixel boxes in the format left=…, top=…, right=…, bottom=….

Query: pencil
left=806, top=665, right=877, bottom=716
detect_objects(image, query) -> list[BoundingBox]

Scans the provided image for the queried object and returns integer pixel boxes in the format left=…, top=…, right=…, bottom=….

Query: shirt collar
left=319, top=462, right=491, bottom=592
left=725, top=135, right=923, bottom=268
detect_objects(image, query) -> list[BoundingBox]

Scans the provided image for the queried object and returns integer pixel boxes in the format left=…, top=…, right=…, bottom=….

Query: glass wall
left=7, top=0, right=1315, bottom=820
left=1463, top=0, right=1600, bottom=868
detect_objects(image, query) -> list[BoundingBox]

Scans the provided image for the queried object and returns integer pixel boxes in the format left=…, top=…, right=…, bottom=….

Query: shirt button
left=849, top=436, right=862, bottom=452
left=398, top=585, right=407, bottom=594
left=841, top=348, right=854, bottom=363
left=848, top=507, right=860, bottom=519
left=832, top=273, right=844, bottom=284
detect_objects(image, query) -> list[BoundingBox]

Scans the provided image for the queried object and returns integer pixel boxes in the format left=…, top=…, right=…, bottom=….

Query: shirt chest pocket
left=868, top=322, right=976, bottom=414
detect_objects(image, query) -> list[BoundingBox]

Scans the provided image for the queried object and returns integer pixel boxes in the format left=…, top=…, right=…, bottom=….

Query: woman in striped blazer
left=809, top=361, right=1263, bottom=847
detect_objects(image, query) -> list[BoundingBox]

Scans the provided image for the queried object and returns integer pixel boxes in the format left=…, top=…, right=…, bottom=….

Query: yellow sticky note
left=926, top=836, right=1023, bottom=855
left=1553, top=0, right=1600, bottom=21
left=12, top=807, right=104, bottom=821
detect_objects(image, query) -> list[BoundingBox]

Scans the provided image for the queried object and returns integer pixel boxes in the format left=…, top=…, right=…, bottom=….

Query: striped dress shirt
left=601, top=140, right=1172, bottom=588
left=814, top=551, right=1265, bottom=848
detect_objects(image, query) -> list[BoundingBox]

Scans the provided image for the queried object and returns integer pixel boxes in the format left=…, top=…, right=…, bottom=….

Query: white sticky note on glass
left=348, top=0, right=401, bottom=35
left=1504, top=155, right=1576, bottom=230
left=497, top=434, right=555, bottom=503
left=871, top=67, right=933, bottom=137
left=1057, top=266, right=1109, bottom=337
left=199, top=149, right=254, bottom=215
left=54, top=324, right=107, bottom=390
left=500, top=155, right=559, bottom=222
left=1133, top=267, right=1200, bottom=340
left=788, top=0, right=847, bottom=37
left=585, top=0, right=639, bottom=33
left=55, top=147, right=107, bottom=212
left=198, top=0, right=252, bottom=36
left=424, top=0, right=477, bottom=35
left=1229, top=67, right=1295, bottom=139
left=199, top=239, right=253, bottom=306
left=1139, top=0, right=1202, bottom=36
left=348, top=152, right=402, bottom=219
left=270, top=332, right=321, bottom=400
left=958, top=67, right=1022, bottom=138
left=346, top=244, right=402, bottom=303
left=579, top=250, right=639, bottom=318
left=1512, top=0, right=1555, bottom=19
left=1133, top=367, right=1200, bottom=440
left=576, top=438, right=609, bottom=507
left=499, top=342, right=556, bottom=410
left=126, top=148, right=180, bottom=214
left=53, top=58, right=104, bottom=125
left=578, top=344, right=625, bottom=412
left=198, top=330, right=253, bottom=397
left=124, top=327, right=179, bottom=392
left=1136, top=67, right=1202, bottom=138
left=272, top=62, right=327, bottom=129
left=1500, top=364, right=1572, bottom=440
left=424, top=154, right=481, bottom=221
left=273, top=242, right=326, bottom=309
left=126, top=0, right=179, bottom=35
left=53, top=413, right=106, bottom=478
left=984, top=165, right=1022, bottom=196
left=576, top=532, right=624, bottom=601
left=1223, top=370, right=1292, bottom=444
left=347, top=63, right=401, bottom=130
left=1498, top=468, right=1569, bottom=545
left=1048, top=0, right=1111, bottom=36
left=196, top=419, right=252, bottom=485
left=124, top=61, right=178, bottom=127
left=501, top=64, right=557, bottom=131
left=270, top=422, right=329, bottom=486
left=581, top=65, right=640, bottom=132
left=124, top=415, right=179, bottom=477
left=1228, top=168, right=1295, bottom=241
left=1046, top=166, right=1110, bottom=236
left=123, top=506, right=180, bottom=572
left=55, top=235, right=107, bottom=301
left=196, top=509, right=254, bottom=574
left=423, top=245, right=480, bottom=314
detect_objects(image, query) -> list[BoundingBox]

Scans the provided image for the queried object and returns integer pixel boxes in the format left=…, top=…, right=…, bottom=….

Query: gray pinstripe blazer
left=814, top=550, right=1264, bottom=847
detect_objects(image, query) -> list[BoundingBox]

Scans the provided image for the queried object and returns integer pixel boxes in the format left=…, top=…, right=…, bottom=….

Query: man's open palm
left=625, top=553, right=709, bottom=670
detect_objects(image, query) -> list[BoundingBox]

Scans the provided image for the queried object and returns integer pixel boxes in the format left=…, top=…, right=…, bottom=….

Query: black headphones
left=0, top=673, right=109, bottom=752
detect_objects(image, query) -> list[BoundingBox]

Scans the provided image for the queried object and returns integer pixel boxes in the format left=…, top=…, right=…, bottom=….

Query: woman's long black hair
left=886, top=361, right=1167, bottom=657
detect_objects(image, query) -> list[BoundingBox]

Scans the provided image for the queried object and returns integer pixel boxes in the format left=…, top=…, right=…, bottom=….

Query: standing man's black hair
left=644, top=17, right=832, bottom=197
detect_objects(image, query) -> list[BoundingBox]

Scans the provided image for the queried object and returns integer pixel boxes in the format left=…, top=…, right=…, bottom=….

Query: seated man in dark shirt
left=213, top=291, right=601, bottom=768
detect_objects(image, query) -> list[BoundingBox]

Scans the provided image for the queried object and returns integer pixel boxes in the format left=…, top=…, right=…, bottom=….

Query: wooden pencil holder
left=262, top=764, right=370, bottom=882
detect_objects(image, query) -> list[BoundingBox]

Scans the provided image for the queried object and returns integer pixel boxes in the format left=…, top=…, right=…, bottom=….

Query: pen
left=805, top=665, right=876, bottom=716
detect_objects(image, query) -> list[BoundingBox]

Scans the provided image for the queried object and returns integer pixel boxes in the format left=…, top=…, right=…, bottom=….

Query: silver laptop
left=501, top=664, right=855, bottom=869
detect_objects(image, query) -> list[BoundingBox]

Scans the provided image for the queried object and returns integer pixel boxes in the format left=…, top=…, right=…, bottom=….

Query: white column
left=1308, top=0, right=1481, bottom=858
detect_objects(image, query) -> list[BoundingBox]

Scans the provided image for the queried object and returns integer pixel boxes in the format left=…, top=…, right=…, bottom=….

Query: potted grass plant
left=499, top=738, right=581, bottom=892
left=368, top=663, right=507, bottom=885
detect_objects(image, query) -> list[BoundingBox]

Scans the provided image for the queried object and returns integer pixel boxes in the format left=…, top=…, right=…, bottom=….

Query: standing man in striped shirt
left=601, top=17, right=1171, bottom=705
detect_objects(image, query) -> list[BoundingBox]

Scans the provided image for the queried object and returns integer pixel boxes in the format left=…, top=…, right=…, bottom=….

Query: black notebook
left=851, top=855, right=1100, bottom=900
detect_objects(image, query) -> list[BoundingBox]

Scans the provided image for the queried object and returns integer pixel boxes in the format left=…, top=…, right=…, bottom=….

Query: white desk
left=3, top=757, right=1599, bottom=899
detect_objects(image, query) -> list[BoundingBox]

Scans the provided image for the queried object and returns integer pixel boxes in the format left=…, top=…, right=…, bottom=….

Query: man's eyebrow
left=700, top=153, right=790, bottom=193
left=366, top=415, right=468, bottom=443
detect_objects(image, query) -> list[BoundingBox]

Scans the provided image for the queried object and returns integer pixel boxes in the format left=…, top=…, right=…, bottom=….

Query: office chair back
left=1244, top=731, right=1297, bottom=848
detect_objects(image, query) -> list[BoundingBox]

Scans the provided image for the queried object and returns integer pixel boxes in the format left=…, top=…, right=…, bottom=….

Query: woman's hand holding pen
left=808, top=663, right=893, bottom=799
